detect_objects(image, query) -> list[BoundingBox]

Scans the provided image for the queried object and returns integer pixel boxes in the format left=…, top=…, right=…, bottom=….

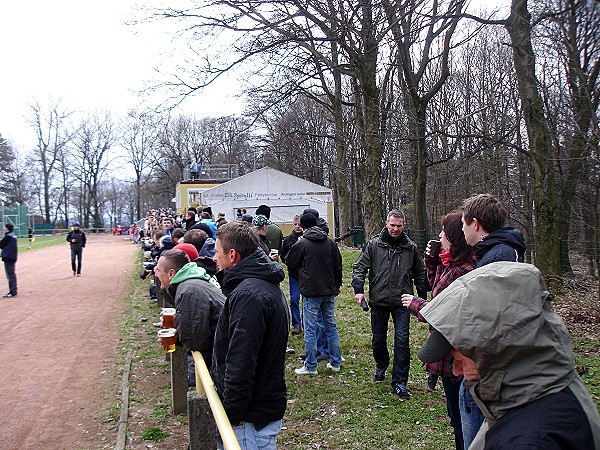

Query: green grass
left=278, top=248, right=600, bottom=449
left=140, top=426, right=168, bottom=441
left=17, top=235, right=67, bottom=252
left=117, top=246, right=600, bottom=449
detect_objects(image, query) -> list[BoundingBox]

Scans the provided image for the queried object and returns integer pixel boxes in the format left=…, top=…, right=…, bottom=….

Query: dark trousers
left=370, top=305, right=410, bottom=384
left=71, top=248, right=83, bottom=274
left=4, top=261, right=17, bottom=295
left=442, top=376, right=464, bottom=450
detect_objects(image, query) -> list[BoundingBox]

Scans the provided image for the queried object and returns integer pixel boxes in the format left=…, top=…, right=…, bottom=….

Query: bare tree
left=28, top=100, right=71, bottom=224
left=121, top=109, right=162, bottom=220
left=70, top=112, right=117, bottom=228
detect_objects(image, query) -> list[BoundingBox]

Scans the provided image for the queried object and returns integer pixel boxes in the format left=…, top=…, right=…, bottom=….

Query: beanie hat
left=174, top=243, right=199, bottom=261
left=252, top=214, right=272, bottom=227
left=202, top=206, right=213, bottom=216
left=302, top=208, right=319, bottom=218
left=300, top=213, right=318, bottom=229
left=73, top=222, right=80, bottom=227
left=255, top=205, right=271, bottom=219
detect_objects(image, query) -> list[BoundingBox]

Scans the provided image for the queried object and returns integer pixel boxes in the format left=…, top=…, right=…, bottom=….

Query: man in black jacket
left=66, top=222, right=86, bottom=277
left=286, top=212, right=343, bottom=375
left=0, top=223, right=18, bottom=298
left=211, top=221, right=289, bottom=450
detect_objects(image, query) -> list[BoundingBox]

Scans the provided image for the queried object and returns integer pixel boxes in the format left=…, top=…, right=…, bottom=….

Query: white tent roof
left=200, top=167, right=333, bottom=223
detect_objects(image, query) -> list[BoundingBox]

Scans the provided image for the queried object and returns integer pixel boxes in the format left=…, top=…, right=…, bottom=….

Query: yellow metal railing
left=191, top=351, right=241, bottom=450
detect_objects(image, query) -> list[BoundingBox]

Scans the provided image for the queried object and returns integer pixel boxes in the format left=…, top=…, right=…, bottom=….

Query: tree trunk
left=506, top=0, right=561, bottom=286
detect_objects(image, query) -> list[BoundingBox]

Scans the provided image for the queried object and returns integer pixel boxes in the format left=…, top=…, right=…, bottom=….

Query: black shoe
left=374, top=366, right=386, bottom=382
left=393, top=382, right=410, bottom=400
left=427, top=373, right=438, bottom=390
left=3, top=293, right=16, bottom=298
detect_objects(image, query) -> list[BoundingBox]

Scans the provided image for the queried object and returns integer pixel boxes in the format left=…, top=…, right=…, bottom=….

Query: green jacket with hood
left=167, top=262, right=225, bottom=364
left=421, top=262, right=600, bottom=449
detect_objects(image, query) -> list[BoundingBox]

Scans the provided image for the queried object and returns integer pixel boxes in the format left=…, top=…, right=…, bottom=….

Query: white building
left=197, top=167, right=335, bottom=235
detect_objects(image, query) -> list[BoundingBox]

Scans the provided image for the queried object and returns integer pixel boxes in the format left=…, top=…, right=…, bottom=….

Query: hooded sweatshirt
left=421, top=262, right=600, bottom=449
left=285, top=226, right=342, bottom=297
left=211, top=248, right=289, bottom=427
left=168, top=262, right=225, bottom=363
left=475, top=226, right=526, bottom=267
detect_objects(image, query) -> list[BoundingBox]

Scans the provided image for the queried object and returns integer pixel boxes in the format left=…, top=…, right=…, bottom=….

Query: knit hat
left=73, top=222, right=80, bottom=227
left=174, top=243, right=199, bottom=261
left=252, top=214, right=272, bottom=227
left=255, top=205, right=271, bottom=219
left=300, top=213, right=317, bottom=229
left=302, top=208, right=319, bottom=218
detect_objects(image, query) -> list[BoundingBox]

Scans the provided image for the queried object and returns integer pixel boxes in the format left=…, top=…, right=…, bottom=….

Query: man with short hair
left=155, top=249, right=224, bottom=372
left=183, top=229, right=218, bottom=275
left=256, top=204, right=284, bottom=251
left=0, top=223, right=18, bottom=298
left=459, top=193, right=526, bottom=447
left=287, top=212, right=343, bottom=375
left=280, top=214, right=303, bottom=335
left=352, top=209, right=427, bottom=399
left=211, top=221, right=289, bottom=450
left=162, top=217, right=175, bottom=237
left=66, top=222, right=86, bottom=277
left=418, top=262, right=600, bottom=449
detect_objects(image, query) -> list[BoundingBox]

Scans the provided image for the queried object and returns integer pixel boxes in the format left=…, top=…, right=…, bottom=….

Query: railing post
left=188, top=391, right=216, bottom=449
left=171, top=344, right=188, bottom=415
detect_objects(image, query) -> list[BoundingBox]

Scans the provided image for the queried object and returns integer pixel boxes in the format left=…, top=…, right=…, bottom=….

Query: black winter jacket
left=280, top=230, right=302, bottom=278
left=0, top=231, right=18, bottom=262
left=211, top=249, right=289, bottom=427
left=475, top=226, right=526, bottom=267
left=66, top=229, right=86, bottom=251
left=285, top=227, right=343, bottom=296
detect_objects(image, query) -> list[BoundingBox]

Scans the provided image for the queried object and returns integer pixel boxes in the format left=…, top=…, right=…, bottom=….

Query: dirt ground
left=0, top=235, right=136, bottom=450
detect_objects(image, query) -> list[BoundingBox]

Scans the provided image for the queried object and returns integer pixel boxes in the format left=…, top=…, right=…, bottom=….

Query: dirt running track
left=0, top=235, right=137, bottom=450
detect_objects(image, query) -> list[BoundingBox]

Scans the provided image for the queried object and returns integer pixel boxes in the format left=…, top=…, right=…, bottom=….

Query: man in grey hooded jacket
left=418, top=262, right=600, bottom=449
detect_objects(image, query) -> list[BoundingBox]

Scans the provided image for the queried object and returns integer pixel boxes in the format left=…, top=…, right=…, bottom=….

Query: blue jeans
left=442, top=376, right=464, bottom=450
left=370, top=305, right=410, bottom=384
left=302, top=296, right=342, bottom=369
left=289, top=276, right=301, bottom=328
left=4, top=261, right=17, bottom=295
left=71, top=248, right=83, bottom=274
left=217, top=419, right=282, bottom=450
left=460, top=380, right=485, bottom=449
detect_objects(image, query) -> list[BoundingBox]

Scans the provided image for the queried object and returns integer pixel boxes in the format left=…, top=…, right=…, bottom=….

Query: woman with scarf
left=401, top=210, right=476, bottom=450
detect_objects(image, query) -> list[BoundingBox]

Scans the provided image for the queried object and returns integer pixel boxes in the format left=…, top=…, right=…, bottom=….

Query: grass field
left=122, top=247, right=600, bottom=449
left=17, top=235, right=67, bottom=252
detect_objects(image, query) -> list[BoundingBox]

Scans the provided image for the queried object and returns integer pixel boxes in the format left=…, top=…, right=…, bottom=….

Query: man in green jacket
left=352, top=209, right=427, bottom=399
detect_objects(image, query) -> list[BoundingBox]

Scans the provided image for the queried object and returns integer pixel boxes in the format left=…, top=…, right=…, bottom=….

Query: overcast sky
left=0, top=0, right=242, bottom=152
left=0, top=0, right=508, bottom=153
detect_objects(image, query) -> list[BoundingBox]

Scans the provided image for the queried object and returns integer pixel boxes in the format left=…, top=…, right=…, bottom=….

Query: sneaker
left=3, top=293, right=16, bottom=298
left=295, top=365, right=317, bottom=375
left=374, top=366, right=386, bottom=382
left=427, top=373, right=438, bottom=390
left=393, top=382, right=410, bottom=400
left=77, top=273, right=81, bottom=277
left=286, top=347, right=295, bottom=354
left=73, top=271, right=76, bottom=276
left=291, top=327, right=302, bottom=335
left=326, top=363, right=340, bottom=373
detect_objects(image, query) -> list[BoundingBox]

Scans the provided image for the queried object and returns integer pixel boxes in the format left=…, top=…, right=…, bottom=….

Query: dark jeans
left=442, top=376, right=464, bottom=450
left=4, top=261, right=17, bottom=295
left=370, top=305, right=410, bottom=384
left=71, top=248, right=83, bottom=274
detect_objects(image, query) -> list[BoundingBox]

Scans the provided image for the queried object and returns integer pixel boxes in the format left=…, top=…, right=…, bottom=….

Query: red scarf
left=440, top=248, right=452, bottom=267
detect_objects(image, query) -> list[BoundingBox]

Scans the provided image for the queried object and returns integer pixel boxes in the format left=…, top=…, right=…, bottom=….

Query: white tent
left=200, top=167, right=335, bottom=230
